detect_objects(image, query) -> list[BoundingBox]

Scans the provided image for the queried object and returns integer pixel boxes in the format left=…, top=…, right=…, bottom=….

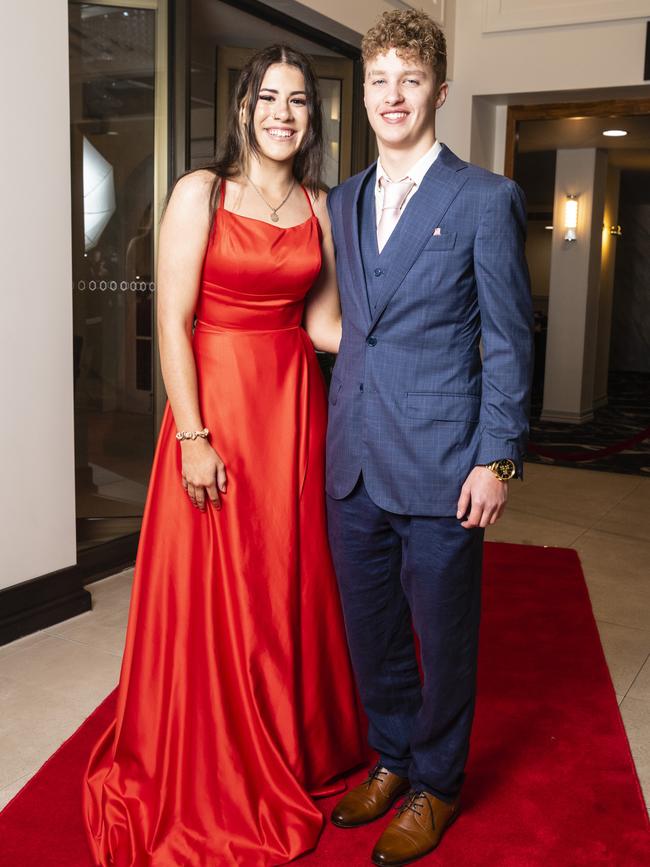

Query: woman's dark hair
left=165, top=44, right=323, bottom=232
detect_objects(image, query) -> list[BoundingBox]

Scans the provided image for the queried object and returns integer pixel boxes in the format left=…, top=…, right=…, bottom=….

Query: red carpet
left=1, top=542, right=648, bottom=866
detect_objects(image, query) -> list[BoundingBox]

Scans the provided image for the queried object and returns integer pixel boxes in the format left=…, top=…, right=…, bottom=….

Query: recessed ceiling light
left=602, top=129, right=627, bottom=137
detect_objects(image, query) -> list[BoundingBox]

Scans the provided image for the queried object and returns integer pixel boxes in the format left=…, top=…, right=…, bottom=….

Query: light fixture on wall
left=564, top=195, right=578, bottom=242
left=609, top=225, right=623, bottom=237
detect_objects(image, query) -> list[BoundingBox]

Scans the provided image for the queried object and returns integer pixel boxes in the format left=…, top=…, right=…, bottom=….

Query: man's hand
left=456, top=466, right=508, bottom=529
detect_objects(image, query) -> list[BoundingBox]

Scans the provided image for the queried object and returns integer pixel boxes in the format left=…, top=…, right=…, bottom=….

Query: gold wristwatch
left=484, top=458, right=517, bottom=481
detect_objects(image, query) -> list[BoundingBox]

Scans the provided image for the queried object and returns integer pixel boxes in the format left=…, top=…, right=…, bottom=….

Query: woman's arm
left=303, top=190, right=342, bottom=355
left=157, top=170, right=227, bottom=511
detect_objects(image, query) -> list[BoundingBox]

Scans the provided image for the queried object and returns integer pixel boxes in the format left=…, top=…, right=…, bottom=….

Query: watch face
left=495, top=459, right=516, bottom=480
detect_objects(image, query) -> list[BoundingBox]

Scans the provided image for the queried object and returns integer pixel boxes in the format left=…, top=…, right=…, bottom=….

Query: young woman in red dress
left=83, top=45, right=366, bottom=867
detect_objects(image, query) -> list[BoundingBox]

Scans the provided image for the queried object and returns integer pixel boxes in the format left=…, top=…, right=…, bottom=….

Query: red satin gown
left=82, top=182, right=366, bottom=866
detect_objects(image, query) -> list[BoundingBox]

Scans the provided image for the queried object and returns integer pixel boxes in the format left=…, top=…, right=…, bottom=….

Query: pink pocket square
left=433, top=227, right=441, bottom=236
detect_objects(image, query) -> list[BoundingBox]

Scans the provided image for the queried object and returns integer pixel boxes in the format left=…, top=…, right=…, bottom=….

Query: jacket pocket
left=405, top=391, right=480, bottom=422
left=421, top=231, right=457, bottom=252
left=329, top=375, right=343, bottom=405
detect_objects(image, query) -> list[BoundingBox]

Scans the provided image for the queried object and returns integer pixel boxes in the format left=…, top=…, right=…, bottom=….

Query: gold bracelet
left=175, top=427, right=210, bottom=442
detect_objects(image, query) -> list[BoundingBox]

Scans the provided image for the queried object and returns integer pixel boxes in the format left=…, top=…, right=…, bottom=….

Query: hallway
left=0, top=462, right=648, bottom=816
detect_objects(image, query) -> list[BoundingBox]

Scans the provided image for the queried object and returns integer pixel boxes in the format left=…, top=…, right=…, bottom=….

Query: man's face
left=363, top=48, right=447, bottom=152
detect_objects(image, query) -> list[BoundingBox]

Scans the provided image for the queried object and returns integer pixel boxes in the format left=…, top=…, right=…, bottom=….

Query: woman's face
left=251, top=63, right=309, bottom=165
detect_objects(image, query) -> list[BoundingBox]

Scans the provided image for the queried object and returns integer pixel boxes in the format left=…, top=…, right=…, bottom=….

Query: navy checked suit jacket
left=325, top=144, right=534, bottom=516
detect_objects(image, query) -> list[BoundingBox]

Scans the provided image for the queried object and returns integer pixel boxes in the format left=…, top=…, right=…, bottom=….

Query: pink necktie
left=377, top=176, right=415, bottom=252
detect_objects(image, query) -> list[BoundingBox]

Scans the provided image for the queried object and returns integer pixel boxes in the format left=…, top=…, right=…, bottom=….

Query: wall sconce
left=564, top=195, right=578, bottom=242
left=609, top=225, right=622, bottom=237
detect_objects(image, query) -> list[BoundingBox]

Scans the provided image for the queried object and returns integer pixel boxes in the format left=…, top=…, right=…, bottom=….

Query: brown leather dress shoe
left=371, top=790, right=460, bottom=866
left=330, top=763, right=410, bottom=828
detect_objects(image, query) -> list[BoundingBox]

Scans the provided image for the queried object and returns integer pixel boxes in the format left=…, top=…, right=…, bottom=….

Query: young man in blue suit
left=326, top=9, right=533, bottom=865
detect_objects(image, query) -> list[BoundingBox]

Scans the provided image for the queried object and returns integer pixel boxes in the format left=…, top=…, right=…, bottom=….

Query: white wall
left=542, top=148, right=608, bottom=423
left=0, top=0, right=76, bottom=588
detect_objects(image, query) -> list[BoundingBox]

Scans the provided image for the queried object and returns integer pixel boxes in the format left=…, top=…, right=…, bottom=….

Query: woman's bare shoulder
left=171, top=169, right=217, bottom=205
left=307, top=186, right=331, bottom=227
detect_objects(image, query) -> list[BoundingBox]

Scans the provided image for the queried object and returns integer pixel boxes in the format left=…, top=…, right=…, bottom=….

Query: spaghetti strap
left=219, top=178, right=226, bottom=209
left=300, top=185, right=316, bottom=217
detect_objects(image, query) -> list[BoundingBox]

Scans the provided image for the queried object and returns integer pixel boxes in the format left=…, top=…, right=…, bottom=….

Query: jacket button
left=366, top=336, right=377, bottom=346
left=359, top=383, right=364, bottom=392
left=373, top=268, right=383, bottom=277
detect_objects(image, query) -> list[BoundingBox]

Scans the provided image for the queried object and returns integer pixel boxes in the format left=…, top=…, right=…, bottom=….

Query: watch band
left=484, top=458, right=517, bottom=481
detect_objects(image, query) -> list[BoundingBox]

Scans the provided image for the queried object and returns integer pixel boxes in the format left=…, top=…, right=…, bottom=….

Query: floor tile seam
left=590, top=525, right=650, bottom=545
left=0, top=769, right=37, bottom=794
left=0, top=635, right=53, bottom=661
left=620, top=693, right=650, bottom=711
left=595, top=644, right=648, bottom=705
left=595, top=618, right=650, bottom=636
left=46, top=619, right=124, bottom=637
left=597, top=478, right=649, bottom=513
left=622, top=476, right=647, bottom=497
left=567, top=527, right=590, bottom=547
left=3, top=617, right=127, bottom=654
left=0, top=632, right=122, bottom=664
left=591, top=480, right=650, bottom=526
left=44, top=614, right=99, bottom=632
left=571, top=525, right=650, bottom=548
left=626, top=651, right=650, bottom=701
left=53, top=634, right=124, bottom=657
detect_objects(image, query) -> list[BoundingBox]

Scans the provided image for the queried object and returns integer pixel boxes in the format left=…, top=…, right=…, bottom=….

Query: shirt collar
left=375, top=140, right=442, bottom=192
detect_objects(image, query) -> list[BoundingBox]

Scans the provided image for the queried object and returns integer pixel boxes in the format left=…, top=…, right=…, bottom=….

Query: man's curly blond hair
left=362, top=8, right=447, bottom=85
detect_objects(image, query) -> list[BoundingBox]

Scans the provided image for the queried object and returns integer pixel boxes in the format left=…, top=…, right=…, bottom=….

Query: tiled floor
left=0, top=463, right=648, bottom=814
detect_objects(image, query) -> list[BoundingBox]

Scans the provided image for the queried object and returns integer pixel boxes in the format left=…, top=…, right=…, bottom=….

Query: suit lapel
left=368, top=146, right=469, bottom=333
left=340, top=165, right=375, bottom=328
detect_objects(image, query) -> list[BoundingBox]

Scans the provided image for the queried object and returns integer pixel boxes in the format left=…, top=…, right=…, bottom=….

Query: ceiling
left=517, top=114, right=650, bottom=171
left=192, top=0, right=341, bottom=57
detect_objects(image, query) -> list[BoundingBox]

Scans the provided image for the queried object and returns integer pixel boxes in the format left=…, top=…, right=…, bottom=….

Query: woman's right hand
left=180, top=439, right=227, bottom=511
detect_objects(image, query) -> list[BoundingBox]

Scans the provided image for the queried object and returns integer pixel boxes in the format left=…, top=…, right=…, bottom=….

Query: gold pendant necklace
left=246, top=174, right=295, bottom=222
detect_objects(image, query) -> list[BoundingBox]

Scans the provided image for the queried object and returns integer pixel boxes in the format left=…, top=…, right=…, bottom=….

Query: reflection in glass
left=83, top=136, right=116, bottom=250
left=320, top=78, right=342, bottom=189
left=69, top=3, right=156, bottom=549
left=189, top=0, right=353, bottom=188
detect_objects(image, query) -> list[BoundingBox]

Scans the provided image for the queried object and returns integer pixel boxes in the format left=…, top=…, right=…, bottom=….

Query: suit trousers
left=327, top=475, right=484, bottom=801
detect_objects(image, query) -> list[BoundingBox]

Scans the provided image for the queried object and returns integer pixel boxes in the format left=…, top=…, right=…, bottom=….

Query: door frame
left=504, top=97, right=650, bottom=178
left=70, top=0, right=171, bottom=433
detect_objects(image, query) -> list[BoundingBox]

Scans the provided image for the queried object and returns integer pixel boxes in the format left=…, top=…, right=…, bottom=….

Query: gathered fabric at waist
left=194, top=319, right=303, bottom=336
left=194, top=280, right=306, bottom=333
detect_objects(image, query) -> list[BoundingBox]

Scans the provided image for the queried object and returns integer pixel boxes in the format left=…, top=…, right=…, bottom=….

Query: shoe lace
left=396, top=790, right=425, bottom=817
left=364, top=762, right=388, bottom=788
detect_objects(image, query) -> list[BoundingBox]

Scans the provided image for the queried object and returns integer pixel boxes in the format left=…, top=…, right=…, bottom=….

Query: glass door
left=68, top=0, right=168, bottom=551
